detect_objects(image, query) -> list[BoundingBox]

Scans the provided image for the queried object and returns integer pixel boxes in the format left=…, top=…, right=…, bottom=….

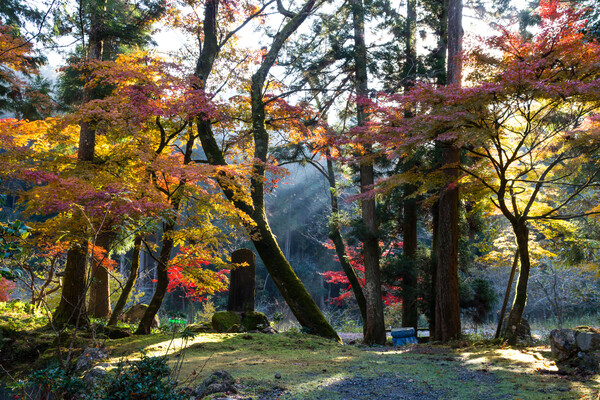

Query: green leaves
left=0, top=219, right=30, bottom=280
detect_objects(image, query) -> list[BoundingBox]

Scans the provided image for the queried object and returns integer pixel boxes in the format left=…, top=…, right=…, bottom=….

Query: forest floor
left=1, top=304, right=599, bottom=399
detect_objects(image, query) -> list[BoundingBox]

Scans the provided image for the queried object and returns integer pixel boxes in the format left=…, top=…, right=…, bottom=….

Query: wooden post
left=227, top=249, right=256, bottom=312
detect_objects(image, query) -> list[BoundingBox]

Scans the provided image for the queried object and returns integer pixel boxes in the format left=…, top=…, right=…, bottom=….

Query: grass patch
left=1, top=304, right=599, bottom=399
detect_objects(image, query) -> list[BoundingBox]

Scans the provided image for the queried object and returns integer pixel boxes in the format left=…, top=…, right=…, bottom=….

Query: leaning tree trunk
left=135, top=222, right=175, bottom=335
left=108, top=235, right=142, bottom=326
left=251, top=214, right=339, bottom=339
left=88, top=231, right=114, bottom=318
left=504, top=223, right=531, bottom=345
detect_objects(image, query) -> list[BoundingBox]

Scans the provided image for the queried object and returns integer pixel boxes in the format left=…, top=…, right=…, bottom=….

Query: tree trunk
left=326, top=152, right=368, bottom=331
left=402, top=196, right=419, bottom=331
left=108, top=235, right=142, bottom=326
left=53, top=1, right=105, bottom=328
left=504, top=223, right=531, bottom=345
left=251, top=215, right=339, bottom=339
left=52, top=240, right=89, bottom=328
left=135, top=222, right=174, bottom=335
left=434, top=0, right=462, bottom=342
left=88, top=231, right=113, bottom=318
left=352, top=0, right=386, bottom=345
left=495, top=249, right=519, bottom=339
left=400, top=0, right=419, bottom=333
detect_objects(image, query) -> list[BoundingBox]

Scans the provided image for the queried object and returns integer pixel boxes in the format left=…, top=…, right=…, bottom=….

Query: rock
left=121, top=304, right=160, bottom=328
left=99, top=326, right=131, bottom=339
left=550, top=329, right=577, bottom=361
left=186, top=322, right=215, bottom=333
left=575, top=330, right=600, bottom=352
left=83, top=363, right=110, bottom=385
left=212, top=311, right=242, bottom=333
left=275, top=372, right=281, bottom=379
left=261, top=326, right=278, bottom=334
left=193, top=370, right=237, bottom=398
left=75, top=347, right=109, bottom=372
left=241, top=311, right=269, bottom=331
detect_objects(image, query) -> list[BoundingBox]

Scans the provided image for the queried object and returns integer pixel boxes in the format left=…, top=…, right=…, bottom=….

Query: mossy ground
left=1, top=304, right=599, bottom=399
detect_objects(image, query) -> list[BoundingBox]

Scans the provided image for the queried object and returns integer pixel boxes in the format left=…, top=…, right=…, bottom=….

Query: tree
left=377, top=0, right=600, bottom=344
left=350, top=0, right=386, bottom=345
left=192, top=0, right=340, bottom=340
left=433, top=0, right=462, bottom=342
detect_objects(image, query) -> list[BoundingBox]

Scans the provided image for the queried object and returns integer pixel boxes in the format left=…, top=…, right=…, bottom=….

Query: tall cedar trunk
left=53, top=5, right=105, bottom=327
left=429, top=202, right=438, bottom=333
left=428, top=0, right=447, bottom=335
left=504, top=223, right=531, bottom=345
left=434, top=0, right=462, bottom=342
left=108, top=235, right=142, bottom=326
left=195, top=0, right=338, bottom=341
left=135, top=221, right=175, bottom=334
left=326, top=151, right=368, bottom=330
left=401, top=0, right=419, bottom=332
left=352, top=0, right=386, bottom=345
left=402, top=197, right=418, bottom=331
left=88, top=231, right=113, bottom=318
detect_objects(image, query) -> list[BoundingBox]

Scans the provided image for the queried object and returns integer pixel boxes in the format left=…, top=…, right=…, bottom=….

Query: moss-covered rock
left=212, top=311, right=242, bottom=333
left=186, top=322, right=215, bottom=333
left=242, top=311, right=269, bottom=331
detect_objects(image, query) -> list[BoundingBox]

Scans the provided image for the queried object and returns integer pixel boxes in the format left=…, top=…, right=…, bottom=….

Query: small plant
left=93, top=352, right=187, bottom=400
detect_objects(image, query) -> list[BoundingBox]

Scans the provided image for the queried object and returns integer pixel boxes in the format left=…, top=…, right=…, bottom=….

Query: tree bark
left=433, top=0, right=462, bottom=342
left=88, top=231, right=113, bottom=318
left=495, top=248, right=519, bottom=339
left=108, top=235, right=142, bottom=326
left=402, top=197, right=419, bottom=331
left=52, top=2, right=105, bottom=327
left=504, top=223, right=531, bottom=345
left=352, top=0, right=386, bottom=345
left=52, top=240, right=89, bottom=327
left=193, top=0, right=339, bottom=341
left=135, top=222, right=175, bottom=335
left=400, top=0, right=419, bottom=333
left=326, top=151, right=368, bottom=331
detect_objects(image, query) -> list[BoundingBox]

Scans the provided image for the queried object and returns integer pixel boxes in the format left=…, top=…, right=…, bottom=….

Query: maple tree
left=374, top=0, right=600, bottom=344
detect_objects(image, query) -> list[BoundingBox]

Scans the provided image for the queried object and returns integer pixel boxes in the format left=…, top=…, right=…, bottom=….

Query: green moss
left=242, top=311, right=269, bottom=331
left=211, top=311, right=242, bottom=332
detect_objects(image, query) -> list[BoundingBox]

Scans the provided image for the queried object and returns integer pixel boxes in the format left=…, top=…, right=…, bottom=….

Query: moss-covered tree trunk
left=135, top=222, right=175, bottom=335
left=108, top=235, right=142, bottom=326
left=88, top=231, right=113, bottom=318
left=504, top=223, right=531, bottom=345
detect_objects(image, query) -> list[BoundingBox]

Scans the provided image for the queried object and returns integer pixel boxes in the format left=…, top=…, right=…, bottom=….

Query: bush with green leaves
left=92, top=353, right=186, bottom=400
left=12, top=352, right=187, bottom=400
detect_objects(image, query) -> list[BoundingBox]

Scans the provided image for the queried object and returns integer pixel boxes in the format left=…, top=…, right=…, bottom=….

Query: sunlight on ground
left=294, top=372, right=349, bottom=394
left=461, top=346, right=558, bottom=373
